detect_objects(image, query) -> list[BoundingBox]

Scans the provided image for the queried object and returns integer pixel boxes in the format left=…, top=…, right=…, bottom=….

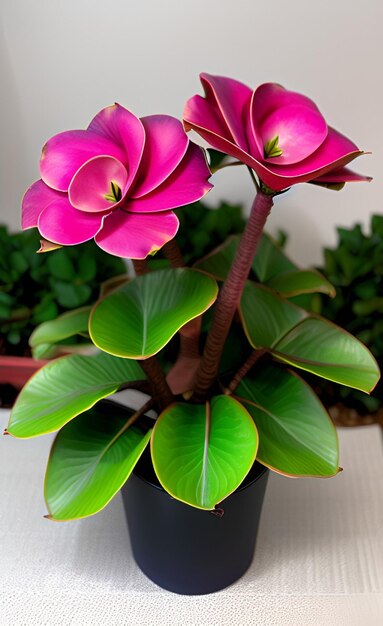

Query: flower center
left=104, top=181, right=122, bottom=203
left=263, top=135, right=283, bottom=159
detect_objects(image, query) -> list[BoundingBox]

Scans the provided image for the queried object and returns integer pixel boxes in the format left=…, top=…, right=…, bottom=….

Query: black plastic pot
left=122, top=450, right=269, bottom=595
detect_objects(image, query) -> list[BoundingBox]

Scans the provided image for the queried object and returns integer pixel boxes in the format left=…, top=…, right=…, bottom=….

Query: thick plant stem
left=139, top=357, right=174, bottom=410
left=225, top=349, right=267, bottom=394
left=193, top=191, right=274, bottom=401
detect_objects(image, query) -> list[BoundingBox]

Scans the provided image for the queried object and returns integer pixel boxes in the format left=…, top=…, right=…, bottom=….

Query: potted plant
left=0, top=225, right=126, bottom=405
left=314, top=215, right=383, bottom=426
left=6, top=74, right=379, bottom=595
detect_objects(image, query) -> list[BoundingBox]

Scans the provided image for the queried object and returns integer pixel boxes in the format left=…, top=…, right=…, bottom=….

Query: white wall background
left=1, top=0, right=382, bottom=265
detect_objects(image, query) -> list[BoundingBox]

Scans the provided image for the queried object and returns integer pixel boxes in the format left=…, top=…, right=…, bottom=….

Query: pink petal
left=263, top=127, right=363, bottom=189
left=68, top=156, right=128, bottom=212
left=199, top=74, right=252, bottom=151
left=311, top=167, right=372, bottom=183
left=131, top=115, right=189, bottom=198
left=40, top=130, right=126, bottom=192
left=184, top=94, right=234, bottom=150
left=261, top=104, right=327, bottom=165
left=183, top=114, right=364, bottom=192
left=95, top=209, right=179, bottom=258
left=250, top=83, right=322, bottom=156
left=22, top=179, right=65, bottom=229
left=88, top=104, right=145, bottom=191
left=183, top=112, right=259, bottom=164
left=126, top=143, right=212, bottom=214
left=38, top=197, right=106, bottom=245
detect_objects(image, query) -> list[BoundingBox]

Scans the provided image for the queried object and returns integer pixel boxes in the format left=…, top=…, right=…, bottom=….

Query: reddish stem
left=132, top=258, right=173, bottom=409
left=225, top=349, right=267, bottom=394
left=162, top=239, right=184, bottom=268
left=132, top=258, right=150, bottom=276
left=162, top=239, right=202, bottom=361
left=139, top=358, right=174, bottom=410
left=193, top=191, right=273, bottom=401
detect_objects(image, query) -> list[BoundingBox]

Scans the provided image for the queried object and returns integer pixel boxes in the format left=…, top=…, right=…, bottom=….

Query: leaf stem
left=162, top=239, right=185, bottom=268
left=139, top=357, right=174, bottom=410
left=225, top=349, right=267, bottom=394
left=192, top=190, right=273, bottom=401
left=132, top=258, right=150, bottom=276
left=132, top=257, right=173, bottom=409
left=162, top=239, right=202, bottom=363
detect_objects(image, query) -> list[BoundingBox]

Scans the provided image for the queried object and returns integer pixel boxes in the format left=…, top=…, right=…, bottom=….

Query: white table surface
left=0, top=408, right=382, bottom=626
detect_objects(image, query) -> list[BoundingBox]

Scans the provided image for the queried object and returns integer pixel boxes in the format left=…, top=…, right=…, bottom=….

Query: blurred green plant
left=317, top=215, right=383, bottom=415
left=0, top=226, right=126, bottom=356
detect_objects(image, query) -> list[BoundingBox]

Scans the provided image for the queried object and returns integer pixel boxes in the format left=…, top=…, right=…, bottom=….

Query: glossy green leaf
left=273, top=318, right=379, bottom=391
left=266, top=269, right=335, bottom=297
left=252, top=232, right=296, bottom=282
left=7, top=352, right=144, bottom=438
left=240, top=282, right=306, bottom=348
left=240, top=281, right=380, bottom=392
left=195, top=232, right=294, bottom=283
left=194, top=232, right=334, bottom=298
left=194, top=235, right=240, bottom=281
left=89, top=268, right=218, bottom=359
left=31, top=341, right=95, bottom=360
left=236, top=364, right=339, bottom=477
left=206, top=148, right=229, bottom=171
left=29, top=306, right=91, bottom=348
left=151, top=395, right=258, bottom=510
left=45, top=403, right=151, bottom=521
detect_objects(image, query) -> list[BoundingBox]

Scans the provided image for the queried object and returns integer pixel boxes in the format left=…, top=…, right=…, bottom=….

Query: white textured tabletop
left=0, top=408, right=382, bottom=626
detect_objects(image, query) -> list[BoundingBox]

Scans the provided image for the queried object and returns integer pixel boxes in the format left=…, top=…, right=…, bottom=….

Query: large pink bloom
left=183, top=74, right=370, bottom=192
left=23, top=105, right=212, bottom=258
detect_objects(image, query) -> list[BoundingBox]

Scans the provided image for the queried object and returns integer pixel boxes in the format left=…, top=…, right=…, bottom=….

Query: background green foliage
left=0, top=226, right=125, bottom=356
left=317, top=215, right=383, bottom=414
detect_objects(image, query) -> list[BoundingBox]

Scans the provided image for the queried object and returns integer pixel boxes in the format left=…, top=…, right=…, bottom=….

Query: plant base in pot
left=122, top=448, right=269, bottom=595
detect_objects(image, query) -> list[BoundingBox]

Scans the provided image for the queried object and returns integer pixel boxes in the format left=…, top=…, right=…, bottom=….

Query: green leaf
left=236, top=365, right=339, bottom=477
left=31, top=341, right=95, bottom=360
left=151, top=395, right=258, bottom=510
left=273, top=318, right=380, bottom=392
left=89, top=268, right=218, bottom=359
left=51, top=280, right=92, bottom=308
left=7, top=352, right=144, bottom=438
left=240, top=281, right=380, bottom=392
left=78, top=252, right=97, bottom=281
left=32, top=295, right=58, bottom=324
left=47, top=250, right=76, bottom=280
left=266, top=269, right=335, bottom=297
left=206, top=148, right=228, bottom=171
left=253, top=233, right=296, bottom=282
left=194, top=233, right=302, bottom=288
left=240, top=282, right=306, bottom=349
left=10, top=251, right=29, bottom=274
left=45, top=403, right=151, bottom=521
left=29, top=306, right=91, bottom=348
left=193, top=235, right=240, bottom=281
left=31, top=342, right=60, bottom=359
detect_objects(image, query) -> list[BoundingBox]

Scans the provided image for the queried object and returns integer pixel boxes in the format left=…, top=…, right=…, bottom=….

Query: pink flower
left=23, top=105, right=212, bottom=258
left=183, top=74, right=370, bottom=192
